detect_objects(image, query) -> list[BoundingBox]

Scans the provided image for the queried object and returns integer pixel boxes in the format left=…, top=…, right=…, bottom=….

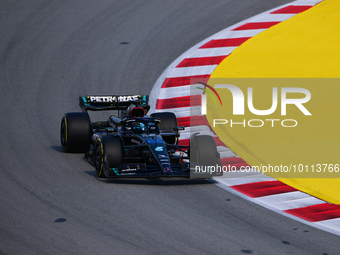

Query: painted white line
left=255, top=191, right=325, bottom=210
left=158, top=86, right=201, bottom=99
left=249, top=13, right=295, bottom=22
left=153, top=107, right=201, bottom=117
left=316, top=218, right=340, bottom=233
left=217, top=146, right=231, bottom=152
left=188, top=47, right=236, bottom=58
left=217, top=176, right=275, bottom=186
left=167, top=65, right=218, bottom=78
left=216, top=29, right=266, bottom=39
left=219, top=150, right=238, bottom=159
left=292, top=0, right=323, bottom=5
left=217, top=146, right=238, bottom=159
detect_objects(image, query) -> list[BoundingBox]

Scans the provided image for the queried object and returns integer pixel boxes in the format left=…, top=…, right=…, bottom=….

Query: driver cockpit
left=118, top=119, right=160, bottom=135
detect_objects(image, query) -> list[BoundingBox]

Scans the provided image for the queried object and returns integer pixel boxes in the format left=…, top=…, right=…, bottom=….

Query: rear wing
left=79, top=95, right=149, bottom=112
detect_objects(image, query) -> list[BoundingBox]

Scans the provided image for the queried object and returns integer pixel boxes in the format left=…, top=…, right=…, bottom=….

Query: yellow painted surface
left=209, top=0, right=340, bottom=204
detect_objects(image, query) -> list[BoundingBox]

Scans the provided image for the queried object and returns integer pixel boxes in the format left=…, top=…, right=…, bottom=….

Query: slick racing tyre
left=191, top=135, right=220, bottom=166
left=151, top=112, right=178, bottom=144
left=60, top=112, right=92, bottom=153
left=190, top=135, right=222, bottom=177
left=94, top=136, right=123, bottom=178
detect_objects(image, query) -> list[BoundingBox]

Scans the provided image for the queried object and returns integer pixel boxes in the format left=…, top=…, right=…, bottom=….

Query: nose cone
left=163, top=167, right=173, bottom=175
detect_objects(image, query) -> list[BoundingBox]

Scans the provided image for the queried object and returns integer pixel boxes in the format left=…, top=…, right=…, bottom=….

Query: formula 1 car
left=60, top=95, right=221, bottom=178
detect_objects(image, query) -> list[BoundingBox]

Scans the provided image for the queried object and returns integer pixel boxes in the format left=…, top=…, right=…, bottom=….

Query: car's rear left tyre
left=60, top=112, right=92, bottom=153
left=94, top=136, right=123, bottom=178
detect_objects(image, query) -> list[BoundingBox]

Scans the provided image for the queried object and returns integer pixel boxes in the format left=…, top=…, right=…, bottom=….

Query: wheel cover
left=60, top=118, right=67, bottom=150
left=95, top=144, right=104, bottom=176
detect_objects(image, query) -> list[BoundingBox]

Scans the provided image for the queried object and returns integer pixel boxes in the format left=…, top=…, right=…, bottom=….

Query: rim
left=60, top=120, right=66, bottom=147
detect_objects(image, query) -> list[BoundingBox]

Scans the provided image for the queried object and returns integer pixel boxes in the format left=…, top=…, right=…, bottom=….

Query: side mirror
left=174, top=126, right=185, bottom=131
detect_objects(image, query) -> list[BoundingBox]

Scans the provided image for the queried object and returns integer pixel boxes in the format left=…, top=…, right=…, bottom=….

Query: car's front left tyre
left=94, top=136, right=123, bottom=178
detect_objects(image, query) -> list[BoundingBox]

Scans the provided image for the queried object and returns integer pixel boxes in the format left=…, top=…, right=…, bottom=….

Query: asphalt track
left=1, top=1, right=339, bottom=254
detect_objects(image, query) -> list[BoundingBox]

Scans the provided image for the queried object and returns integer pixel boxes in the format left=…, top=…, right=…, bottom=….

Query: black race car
left=60, top=95, right=221, bottom=178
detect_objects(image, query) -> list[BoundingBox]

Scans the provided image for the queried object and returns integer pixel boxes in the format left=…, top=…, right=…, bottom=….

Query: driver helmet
left=132, top=122, right=146, bottom=134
